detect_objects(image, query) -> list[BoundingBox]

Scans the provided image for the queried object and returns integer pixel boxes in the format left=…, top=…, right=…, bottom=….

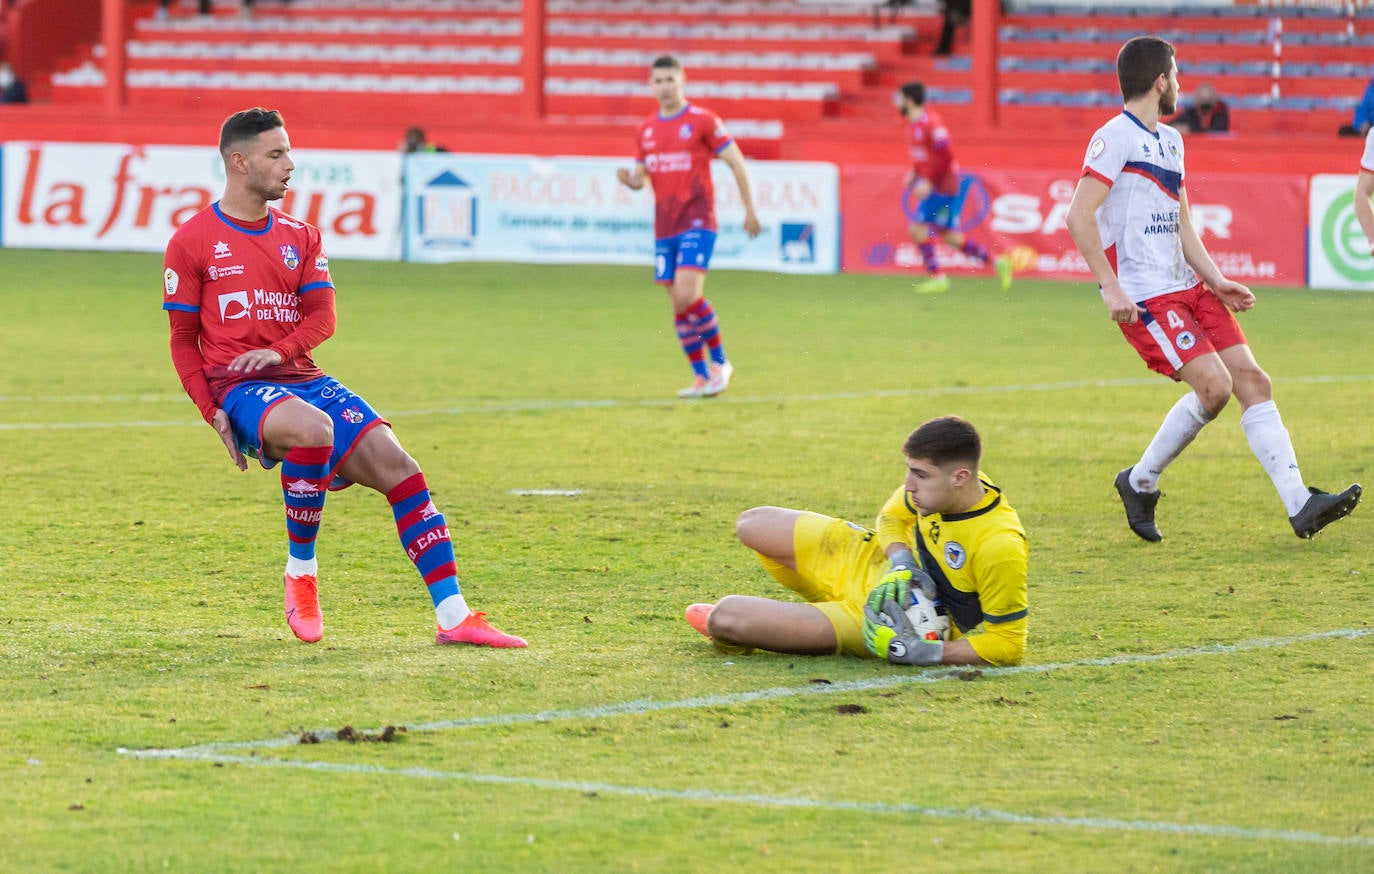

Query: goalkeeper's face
left=237, top=126, right=295, bottom=203
left=902, top=456, right=963, bottom=516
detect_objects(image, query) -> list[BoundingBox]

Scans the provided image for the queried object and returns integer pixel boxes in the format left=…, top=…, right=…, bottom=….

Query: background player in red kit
left=162, top=107, right=524, bottom=648
left=898, top=81, right=1012, bottom=295
left=617, top=55, right=762, bottom=399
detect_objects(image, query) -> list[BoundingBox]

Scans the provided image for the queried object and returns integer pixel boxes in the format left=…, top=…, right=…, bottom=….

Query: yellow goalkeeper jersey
left=875, top=475, right=1029, bottom=666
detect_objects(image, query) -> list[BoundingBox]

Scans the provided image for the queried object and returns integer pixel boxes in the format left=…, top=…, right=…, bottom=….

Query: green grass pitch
left=2, top=249, right=1371, bottom=872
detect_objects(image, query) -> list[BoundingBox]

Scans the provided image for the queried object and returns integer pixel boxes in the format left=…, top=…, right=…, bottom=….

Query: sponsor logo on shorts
left=944, top=541, right=967, bottom=570
left=1175, top=331, right=1196, bottom=351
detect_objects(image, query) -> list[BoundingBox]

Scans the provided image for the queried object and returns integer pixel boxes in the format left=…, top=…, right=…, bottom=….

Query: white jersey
left=1081, top=111, right=1198, bottom=303
left=1361, top=128, right=1374, bottom=173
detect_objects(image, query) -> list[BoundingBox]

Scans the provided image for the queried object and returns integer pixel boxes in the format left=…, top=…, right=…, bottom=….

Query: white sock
left=435, top=594, right=472, bottom=630
left=1132, top=392, right=1212, bottom=492
left=1240, top=400, right=1309, bottom=516
left=285, top=556, right=318, bottom=577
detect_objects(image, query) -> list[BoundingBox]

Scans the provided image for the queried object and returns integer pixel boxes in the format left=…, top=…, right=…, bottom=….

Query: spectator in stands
left=935, top=0, right=971, bottom=57
left=0, top=61, right=26, bottom=104
left=615, top=55, right=762, bottom=400
left=156, top=0, right=285, bottom=18
left=1338, top=77, right=1374, bottom=138
left=157, top=0, right=211, bottom=17
left=401, top=126, right=447, bottom=154
left=1170, top=82, right=1230, bottom=135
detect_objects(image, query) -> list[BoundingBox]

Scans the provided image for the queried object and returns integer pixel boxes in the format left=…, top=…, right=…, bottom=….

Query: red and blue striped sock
left=388, top=472, right=463, bottom=611
left=674, top=310, right=711, bottom=380
left=919, top=241, right=940, bottom=274
left=685, top=297, right=726, bottom=367
left=961, top=239, right=990, bottom=264
left=281, top=445, right=332, bottom=562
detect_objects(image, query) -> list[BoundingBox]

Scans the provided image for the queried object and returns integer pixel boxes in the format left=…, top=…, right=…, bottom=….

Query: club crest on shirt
left=678, top=123, right=693, bottom=140
left=279, top=244, right=300, bottom=270
left=944, top=540, right=967, bottom=570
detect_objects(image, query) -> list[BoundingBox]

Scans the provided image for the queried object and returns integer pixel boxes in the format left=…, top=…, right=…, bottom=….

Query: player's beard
left=1159, top=87, right=1177, bottom=116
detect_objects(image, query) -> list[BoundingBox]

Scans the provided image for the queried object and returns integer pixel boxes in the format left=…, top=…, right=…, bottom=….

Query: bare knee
left=1195, top=376, right=1233, bottom=418
left=265, top=404, right=333, bottom=455
left=1232, top=366, right=1273, bottom=407
left=735, top=507, right=767, bottom=545
left=706, top=596, right=749, bottom=643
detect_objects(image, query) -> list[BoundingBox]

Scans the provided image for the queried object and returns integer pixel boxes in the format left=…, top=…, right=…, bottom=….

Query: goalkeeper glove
left=862, top=597, right=946, bottom=666
left=864, top=548, right=936, bottom=622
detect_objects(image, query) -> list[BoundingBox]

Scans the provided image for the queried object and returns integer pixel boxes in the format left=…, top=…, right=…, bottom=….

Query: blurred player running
left=897, top=81, right=1012, bottom=294
left=163, top=108, right=524, bottom=647
left=1065, top=37, right=1360, bottom=541
left=617, top=55, right=762, bottom=399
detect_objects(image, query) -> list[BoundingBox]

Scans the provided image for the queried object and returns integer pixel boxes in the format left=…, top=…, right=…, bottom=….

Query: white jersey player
left=1065, top=35, right=1360, bottom=541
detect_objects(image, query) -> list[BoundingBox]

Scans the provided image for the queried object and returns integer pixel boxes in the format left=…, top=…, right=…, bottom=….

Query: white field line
left=4, top=373, right=1373, bottom=431
left=123, top=752, right=1374, bottom=848
left=117, top=628, right=1374, bottom=847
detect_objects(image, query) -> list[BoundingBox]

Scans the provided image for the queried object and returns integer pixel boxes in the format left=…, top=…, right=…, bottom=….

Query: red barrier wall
left=0, top=103, right=1361, bottom=179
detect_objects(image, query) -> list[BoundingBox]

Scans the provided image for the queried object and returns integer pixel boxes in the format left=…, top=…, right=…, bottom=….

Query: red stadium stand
left=3, top=0, right=1369, bottom=168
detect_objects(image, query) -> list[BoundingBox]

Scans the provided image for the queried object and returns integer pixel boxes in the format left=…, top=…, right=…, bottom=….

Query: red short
left=1119, top=283, right=1248, bottom=379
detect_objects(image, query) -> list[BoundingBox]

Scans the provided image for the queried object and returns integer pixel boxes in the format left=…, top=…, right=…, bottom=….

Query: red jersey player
left=897, top=81, right=1012, bottom=295
left=616, top=55, right=762, bottom=399
left=162, top=107, right=524, bottom=647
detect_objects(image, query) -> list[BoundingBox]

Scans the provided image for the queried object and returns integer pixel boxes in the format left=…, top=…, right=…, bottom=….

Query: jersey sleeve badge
left=164, top=267, right=179, bottom=297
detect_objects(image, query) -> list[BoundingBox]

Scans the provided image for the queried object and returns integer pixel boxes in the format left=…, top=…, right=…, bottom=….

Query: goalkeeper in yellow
left=685, top=416, right=1028, bottom=666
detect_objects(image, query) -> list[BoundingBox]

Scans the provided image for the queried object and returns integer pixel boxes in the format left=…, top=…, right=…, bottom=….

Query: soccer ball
left=905, top=589, right=949, bottom=641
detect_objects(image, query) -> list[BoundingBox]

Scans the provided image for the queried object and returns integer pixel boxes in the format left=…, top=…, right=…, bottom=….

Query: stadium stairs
left=1, top=0, right=1367, bottom=173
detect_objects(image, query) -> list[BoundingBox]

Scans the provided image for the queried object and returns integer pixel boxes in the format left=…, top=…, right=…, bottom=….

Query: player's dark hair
left=219, top=107, right=284, bottom=155
left=904, top=416, right=981, bottom=470
left=1116, top=36, right=1175, bottom=101
left=651, top=55, right=682, bottom=72
left=899, top=81, right=926, bottom=106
